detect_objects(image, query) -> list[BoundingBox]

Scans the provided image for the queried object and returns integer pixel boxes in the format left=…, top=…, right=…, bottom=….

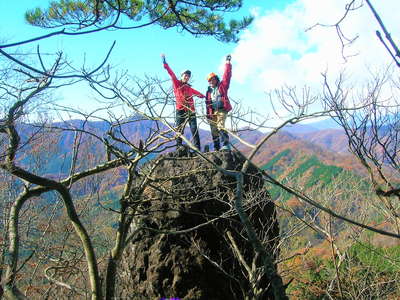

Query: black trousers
left=176, top=109, right=201, bottom=150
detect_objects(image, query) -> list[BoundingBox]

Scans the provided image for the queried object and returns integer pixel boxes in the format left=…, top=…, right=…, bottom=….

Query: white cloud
left=232, top=0, right=400, bottom=93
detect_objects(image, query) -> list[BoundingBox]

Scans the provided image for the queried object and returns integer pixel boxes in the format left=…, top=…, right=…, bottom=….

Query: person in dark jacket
left=205, top=55, right=232, bottom=151
left=162, top=54, right=205, bottom=151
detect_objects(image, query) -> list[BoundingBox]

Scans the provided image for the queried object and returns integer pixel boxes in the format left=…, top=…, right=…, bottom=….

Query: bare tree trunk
left=234, top=172, right=288, bottom=300
left=105, top=163, right=137, bottom=299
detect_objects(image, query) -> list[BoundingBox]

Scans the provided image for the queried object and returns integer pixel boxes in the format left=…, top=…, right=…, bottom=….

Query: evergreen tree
left=25, top=0, right=253, bottom=42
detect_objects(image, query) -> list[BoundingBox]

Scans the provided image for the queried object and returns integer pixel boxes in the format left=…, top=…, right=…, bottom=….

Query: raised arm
left=161, top=54, right=179, bottom=84
left=221, top=54, right=232, bottom=90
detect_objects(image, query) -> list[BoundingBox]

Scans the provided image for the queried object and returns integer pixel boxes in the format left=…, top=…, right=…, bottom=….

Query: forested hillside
left=4, top=118, right=400, bottom=298
left=259, top=148, right=400, bottom=299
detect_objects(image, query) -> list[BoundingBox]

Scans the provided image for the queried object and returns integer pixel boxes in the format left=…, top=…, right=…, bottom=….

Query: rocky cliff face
left=117, top=150, right=280, bottom=300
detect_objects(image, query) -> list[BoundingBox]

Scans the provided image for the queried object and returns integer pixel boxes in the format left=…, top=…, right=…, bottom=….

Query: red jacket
left=205, top=62, right=232, bottom=118
left=163, top=63, right=205, bottom=112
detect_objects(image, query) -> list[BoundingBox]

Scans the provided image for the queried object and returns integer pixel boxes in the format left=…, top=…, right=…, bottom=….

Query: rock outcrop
left=117, top=150, right=281, bottom=300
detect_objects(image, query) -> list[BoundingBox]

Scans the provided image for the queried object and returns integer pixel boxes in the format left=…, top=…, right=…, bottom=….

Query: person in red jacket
left=205, top=55, right=233, bottom=151
left=162, top=54, right=205, bottom=151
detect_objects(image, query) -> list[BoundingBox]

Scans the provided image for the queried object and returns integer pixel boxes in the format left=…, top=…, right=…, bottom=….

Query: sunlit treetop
left=25, top=0, right=253, bottom=43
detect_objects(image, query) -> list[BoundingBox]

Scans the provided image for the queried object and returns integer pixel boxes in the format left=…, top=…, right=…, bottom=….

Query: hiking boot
left=176, top=145, right=187, bottom=156
left=213, top=141, right=220, bottom=151
left=220, top=144, right=231, bottom=151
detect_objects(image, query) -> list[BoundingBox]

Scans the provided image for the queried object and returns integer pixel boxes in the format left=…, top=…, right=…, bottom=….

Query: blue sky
left=1, top=0, right=399, bottom=126
left=1, top=1, right=294, bottom=113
